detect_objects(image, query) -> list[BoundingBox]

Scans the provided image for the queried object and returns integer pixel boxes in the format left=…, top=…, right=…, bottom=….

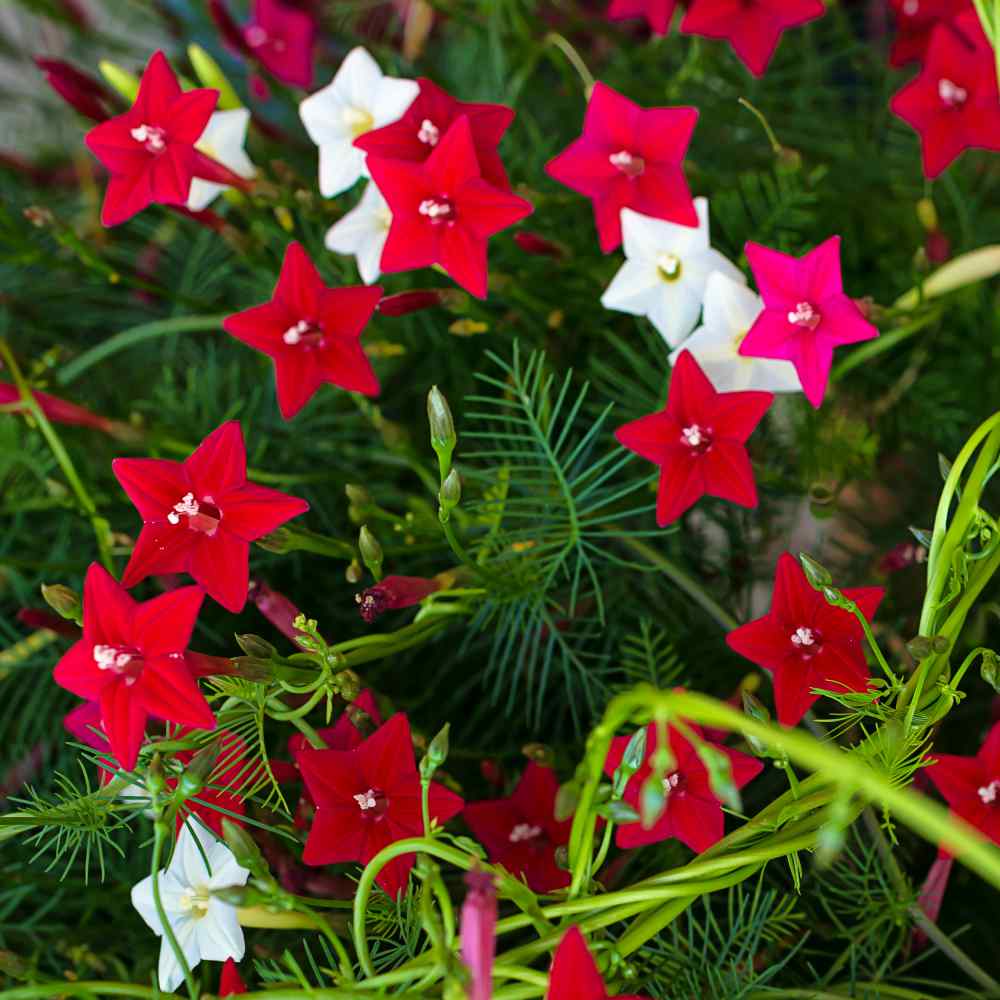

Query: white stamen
left=508, top=823, right=543, bottom=843
left=978, top=780, right=1000, bottom=804
left=656, top=252, right=682, bottom=280
left=130, top=123, right=166, bottom=153
left=419, top=198, right=452, bottom=220
left=787, top=301, right=821, bottom=331
left=178, top=887, right=210, bottom=918
left=790, top=627, right=816, bottom=648
left=417, top=119, right=440, bottom=146
left=354, top=788, right=378, bottom=810
left=938, top=78, right=968, bottom=107
left=609, top=149, right=644, bottom=176
left=93, top=644, right=133, bottom=672
left=282, top=319, right=312, bottom=345
left=662, top=773, right=681, bottom=794
left=167, top=491, right=200, bottom=526
left=680, top=424, right=707, bottom=448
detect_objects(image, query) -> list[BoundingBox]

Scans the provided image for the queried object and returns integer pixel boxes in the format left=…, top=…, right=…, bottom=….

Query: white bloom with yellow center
left=325, top=181, right=392, bottom=285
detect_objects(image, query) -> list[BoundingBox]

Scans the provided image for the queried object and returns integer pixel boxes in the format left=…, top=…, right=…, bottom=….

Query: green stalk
left=150, top=822, right=197, bottom=1000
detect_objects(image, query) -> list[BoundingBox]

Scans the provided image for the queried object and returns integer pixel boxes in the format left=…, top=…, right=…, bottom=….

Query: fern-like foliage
left=619, top=620, right=686, bottom=690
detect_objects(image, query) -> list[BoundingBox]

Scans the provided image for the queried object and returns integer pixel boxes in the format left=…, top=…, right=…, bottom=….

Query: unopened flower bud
left=514, top=230, right=564, bottom=259
left=346, top=560, right=364, bottom=584
left=146, top=753, right=167, bottom=797
left=255, top=526, right=295, bottom=554
left=439, top=468, right=461, bottom=513
left=177, top=741, right=220, bottom=799
left=40, top=583, right=82, bottom=624
left=187, top=43, right=242, bottom=110
left=906, top=635, right=934, bottom=660
left=981, top=651, right=1000, bottom=692
left=97, top=59, right=140, bottom=102
left=378, top=289, right=445, bottom=316
left=230, top=656, right=274, bottom=681
left=427, top=386, right=457, bottom=466
left=799, top=552, right=832, bottom=589
left=421, top=723, right=450, bottom=780
left=235, top=633, right=277, bottom=659
left=359, top=525, right=383, bottom=577
left=222, top=818, right=265, bottom=873
left=345, top=483, right=372, bottom=506
left=35, top=57, right=114, bottom=122
left=334, top=669, right=361, bottom=704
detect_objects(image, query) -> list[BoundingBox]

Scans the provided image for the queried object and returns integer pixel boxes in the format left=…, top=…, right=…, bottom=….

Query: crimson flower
left=607, top=0, right=679, bottom=35
left=35, top=56, right=114, bottom=122
left=112, top=421, right=309, bottom=612
left=367, top=116, right=533, bottom=298
left=355, top=77, right=515, bottom=190
left=604, top=720, right=762, bottom=853
left=463, top=762, right=573, bottom=893
left=726, top=553, right=884, bottom=726
left=680, top=0, right=825, bottom=77
left=926, top=720, right=1000, bottom=846
left=243, top=0, right=316, bottom=88
left=297, top=714, right=464, bottom=897
left=615, top=350, right=772, bottom=527
left=889, top=11, right=1000, bottom=179
left=545, top=82, right=698, bottom=253
left=220, top=958, right=247, bottom=996
left=53, top=564, right=214, bottom=770
left=739, top=236, right=878, bottom=408
left=223, top=242, right=383, bottom=418
left=548, top=926, right=649, bottom=1000
left=889, top=0, right=971, bottom=67
left=356, top=575, right=441, bottom=623
left=84, top=51, right=233, bottom=226
left=0, top=382, right=119, bottom=436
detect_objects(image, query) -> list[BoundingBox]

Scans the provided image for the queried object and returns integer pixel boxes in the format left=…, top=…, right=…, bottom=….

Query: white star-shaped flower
left=187, top=109, right=256, bottom=212
left=669, top=272, right=802, bottom=394
left=131, top=820, right=250, bottom=993
left=299, top=46, right=419, bottom=198
left=325, top=181, right=392, bottom=284
left=601, top=199, right=744, bottom=347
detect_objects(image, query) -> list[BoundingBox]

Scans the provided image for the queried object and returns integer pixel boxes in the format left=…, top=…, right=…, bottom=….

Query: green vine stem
left=150, top=821, right=198, bottom=1000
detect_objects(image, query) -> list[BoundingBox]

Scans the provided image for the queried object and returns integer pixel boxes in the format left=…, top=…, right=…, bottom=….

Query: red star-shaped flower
left=84, top=51, right=227, bottom=226
left=545, top=81, right=698, bottom=253
left=463, top=762, right=573, bottom=893
left=243, top=0, right=316, bottom=89
left=889, top=0, right=971, bottom=67
left=680, top=0, right=825, bottom=77
left=53, top=563, right=214, bottom=770
left=112, top=421, right=309, bottom=612
left=604, top=719, right=762, bottom=853
left=548, top=926, right=649, bottom=1000
left=354, top=77, right=515, bottom=190
left=606, top=0, right=679, bottom=35
left=222, top=242, right=383, bottom=418
left=615, top=350, right=772, bottom=527
left=367, top=116, right=533, bottom=298
left=889, top=11, right=1000, bottom=178
left=926, top=721, right=1000, bottom=847
left=739, top=236, right=878, bottom=408
left=297, top=714, right=465, bottom=898
left=726, top=553, right=884, bottom=726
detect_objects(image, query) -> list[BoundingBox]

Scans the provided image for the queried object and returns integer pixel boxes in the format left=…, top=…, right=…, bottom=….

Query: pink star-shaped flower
left=604, top=718, right=763, bottom=853
left=222, top=242, right=384, bottom=418
left=890, top=11, right=1000, bottom=178
left=615, top=350, right=772, bottom=527
left=548, top=927, right=650, bottom=1000
left=606, top=0, right=679, bottom=35
left=53, top=563, right=214, bottom=769
left=888, top=0, right=971, bottom=68
left=354, top=77, right=515, bottom=190
left=85, top=51, right=230, bottom=226
left=726, top=553, right=884, bottom=726
left=545, top=81, right=698, bottom=253
left=367, top=116, right=533, bottom=298
left=738, top=236, right=877, bottom=408
left=463, top=762, right=573, bottom=893
left=112, top=421, right=309, bottom=612
left=243, top=0, right=316, bottom=89
left=680, top=0, right=826, bottom=77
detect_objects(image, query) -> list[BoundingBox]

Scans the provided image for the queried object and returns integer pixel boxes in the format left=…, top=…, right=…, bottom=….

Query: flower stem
left=150, top=821, right=198, bottom=1000
left=544, top=33, right=595, bottom=97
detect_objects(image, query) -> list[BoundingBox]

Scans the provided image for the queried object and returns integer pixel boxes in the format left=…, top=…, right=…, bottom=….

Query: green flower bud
left=427, top=385, right=456, bottom=454
left=982, top=650, right=1000, bottom=693
left=799, top=552, right=833, bottom=589
left=420, top=723, right=450, bottom=779
left=229, top=656, right=274, bottom=681
left=98, top=60, right=140, bottom=102
left=146, top=753, right=167, bottom=797
left=439, top=468, right=462, bottom=514
left=359, top=525, right=383, bottom=576
left=235, top=633, right=277, bottom=659
left=177, top=741, right=220, bottom=799
left=222, top=818, right=265, bottom=873
left=255, top=527, right=294, bottom=554
left=187, top=44, right=242, bottom=110
left=906, top=636, right=934, bottom=660
left=345, top=483, right=372, bottom=507
left=41, top=583, right=82, bottom=623
left=554, top=780, right=580, bottom=822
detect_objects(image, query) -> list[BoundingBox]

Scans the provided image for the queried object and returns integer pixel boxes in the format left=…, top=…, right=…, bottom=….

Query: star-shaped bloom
left=615, top=350, right=773, bottom=526
left=367, top=116, right=533, bottom=298
left=463, top=762, right=573, bottom=893
left=548, top=926, right=650, bottom=1000
left=299, top=47, right=419, bottom=197
left=188, top=109, right=256, bottom=212
left=726, top=553, right=884, bottom=726
left=243, top=0, right=316, bottom=89
left=53, top=564, right=214, bottom=770
left=669, top=272, right=802, bottom=393
left=889, top=0, right=971, bottom=67
left=354, top=76, right=515, bottom=190
left=325, top=181, right=392, bottom=285
left=601, top=199, right=744, bottom=347
left=604, top=719, right=763, bottom=852
left=131, top=820, right=250, bottom=993
left=545, top=82, right=698, bottom=253
left=889, top=11, right=1000, bottom=179
left=926, top=721, right=1000, bottom=847
left=112, top=421, right=309, bottom=611
left=222, top=242, right=384, bottom=418
left=297, top=713, right=465, bottom=898
left=738, top=236, right=877, bottom=408
left=606, top=0, right=679, bottom=34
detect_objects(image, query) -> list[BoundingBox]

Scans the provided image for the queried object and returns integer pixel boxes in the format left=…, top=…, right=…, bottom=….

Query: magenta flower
left=460, top=870, right=497, bottom=1000
left=243, top=0, right=316, bottom=89
left=615, top=351, right=772, bottom=527
left=607, top=0, right=679, bottom=35
left=738, top=236, right=878, bottom=408
left=463, top=762, right=573, bottom=893
left=112, top=421, right=309, bottom=612
left=548, top=926, right=649, bottom=1000
left=889, top=11, right=1000, bottom=179
left=545, top=82, right=698, bottom=253
left=889, top=0, right=971, bottom=67
left=53, top=564, right=214, bottom=770
left=223, top=242, right=383, bottom=418
left=367, top=116, right=533, bottom=298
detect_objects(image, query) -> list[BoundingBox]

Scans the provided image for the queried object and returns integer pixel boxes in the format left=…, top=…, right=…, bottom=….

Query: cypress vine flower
left=547, top=926, right=650, bottom=1000
left=355, top=575, right=442, bottom=623
left=325, top=181, right=392, bottom=285
left=242, top=0, right=316, bottom=89
left=888, top=0, right=971, bottom=68
left=187, top=109, right=256, bottom=212
left=606, top=0, right=680, bottom=35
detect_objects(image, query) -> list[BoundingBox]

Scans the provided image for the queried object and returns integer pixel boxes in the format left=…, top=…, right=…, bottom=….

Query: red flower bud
left=16, top=608, right=80, bottom=637
left=460, top=870, right=497, bottom=1000
left=378, top=289, right=445, bottom=316
left=355, top=575, right=441, bottom=623
left=35, top=57, right=113, bottom=122
left=926, top=229, right=951, bottom=264
left=249, top=578, right=305, bottom=640
left=514, top=230, right=564, bottom=258
left=0, top=382, right=116, bottom=435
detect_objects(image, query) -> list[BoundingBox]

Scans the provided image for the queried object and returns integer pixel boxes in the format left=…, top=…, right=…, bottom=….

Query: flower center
left=343, top=105, right=375, bottom=138
left=166, top=492, right=222, bottom=534
left=787, top=301, right=822, bottom=331
left=508, top=822, right=544, bottom=843
left=609, top=149, right=645, bottom=178
left=938, top=78, right=968, bottom=108
left=130, top=123, right=167, bottom=155
left=680, top=423, right=713, bottom=454
left=656, top=252, right=682, bottom=282
left=790, top=626, right=822, bottom=658
left=978, top=779, right=1000, bottom=805
left=353, top=787, right=389, bottom=820
left=178, top=886, right=211, bottom=919
left=419, top=197, right=455, bottom=225
left=417, top=118, right=440, bottom=146
left=662, top=772, right=681, bottom=795
left=282, top=319, right=325, bottom=347
left=92, top=643, right=143, bottom=685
